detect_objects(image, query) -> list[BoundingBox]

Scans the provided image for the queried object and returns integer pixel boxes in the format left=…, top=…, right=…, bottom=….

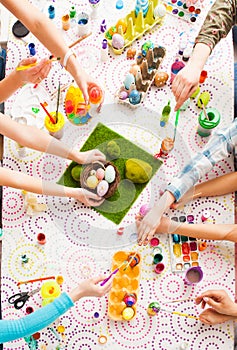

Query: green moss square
left=58, top=123, right=162, bottom=224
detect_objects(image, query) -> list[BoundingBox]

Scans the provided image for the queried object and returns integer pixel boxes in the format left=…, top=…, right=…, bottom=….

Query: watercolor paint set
left=163, top=0, right=202, bottom=23
left=169, top=215, right=205, bottom=273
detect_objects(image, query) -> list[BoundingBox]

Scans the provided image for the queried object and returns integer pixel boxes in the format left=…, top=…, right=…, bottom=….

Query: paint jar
left=184, top=266, right=203, bottom=285
left=78, top=12, right=90, bottom=36
left=150, top=237, right=159, bottom=247
left=201, top=210, right=211, bottom=222
left=48, top=5, right=55, bottom=19
left=153, top=253, right=163, bottom=264
left=154, top=262, right=165, bottom=274
left=28, top=43, right=36, bottom=56
left=170, top=59, right=185, bottom=83
left=62, top=14, right=70, bottom=31
left=44, top=112, right=65, bottom=140
left=197, top=107, right=221, bottom=137
left=199, top=70, right=208, bottom=83
left=70, top=6, right=76, bottom=19
left=37, top=233, right=46, bottom=245
left=153, top=246, right=162, bottom=255
left=101, top=39, right=109, bottom=62
left=89, top=0, right=101, bottom=19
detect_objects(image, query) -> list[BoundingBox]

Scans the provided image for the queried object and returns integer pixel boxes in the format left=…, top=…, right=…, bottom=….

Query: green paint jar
left=197, top=107, right=221, bottom=137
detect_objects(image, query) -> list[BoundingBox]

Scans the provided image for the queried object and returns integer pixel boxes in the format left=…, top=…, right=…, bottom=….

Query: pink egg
left=97, top=180, right=109, bottom=197
left=139, top=204, right=151, bottom=217
left=96, top=168, right=105, bottom=180
left=119, top=90, right=128, bottom=100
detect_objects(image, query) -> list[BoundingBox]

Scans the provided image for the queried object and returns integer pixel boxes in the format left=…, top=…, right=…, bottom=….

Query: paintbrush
left=100, top=261, right=127, bottom=286
left=17, top=276, right=55, bottom=286
left=69, top=32, right=92, bottom=49
left=40, top=102, right=56, bottom=124
left=173, top=109, right=180, bottom=142
left=55, top=82, right=61, bottom=122
left=51, top=81, right=73, bottom=98
left=123, top=250, right=139, bottom=271
left=161, top=308, right=199, bottom=320
left=200, top=98, right=209, bottom=121
left=16, top=57, right=60, bottom=71
left=166, top=297, right=196, bottom=303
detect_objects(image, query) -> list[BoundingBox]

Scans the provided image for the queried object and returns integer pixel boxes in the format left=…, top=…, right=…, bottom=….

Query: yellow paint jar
left=62, top=14, right=70, bottom=31
left=44, top=112, right=65, bottom=140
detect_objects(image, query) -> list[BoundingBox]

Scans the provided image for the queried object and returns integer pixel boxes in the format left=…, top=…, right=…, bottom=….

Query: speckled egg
left=154, top=4, right=166, bottom=17
left=96, top=168, right=105, bottom=180
left=154, top=72, right=169, bottom=87
left=119, top=90, right=128, bottom=100
left=112, top=33, right=125, bottom=50
left=86, top=175, right=99, bottom=189
left=90, top=169, right=96, bottom=176
left=105, top=165, right=116, bottom=183
left=97, top=180, right=109, bottom=197
left=124, top=73, right=135, bottom=90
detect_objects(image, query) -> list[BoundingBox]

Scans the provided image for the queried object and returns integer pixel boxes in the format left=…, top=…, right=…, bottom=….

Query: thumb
left=203, top=297, right=219, bottom=309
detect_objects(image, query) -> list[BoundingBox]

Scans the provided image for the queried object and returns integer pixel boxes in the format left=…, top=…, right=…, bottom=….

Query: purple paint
left=190, top=242, right=197, bottom=251
left=184, top=266, right=203, bottom=285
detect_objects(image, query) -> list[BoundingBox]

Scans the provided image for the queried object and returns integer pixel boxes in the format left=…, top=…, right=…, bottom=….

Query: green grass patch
left=58, top=123, right=162, bottom=224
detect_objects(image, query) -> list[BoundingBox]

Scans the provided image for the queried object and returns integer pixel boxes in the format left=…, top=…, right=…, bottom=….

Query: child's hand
left=137, top=207, right=163, bottom=245
left=69, top=275, right=113, bottom=302
left=17, top=57, right=51, bottom=84
left=78, top=149, right=106, bottom=164
left=74, top=188, right=104, bottom=207
left=195, top=290, right=237, bottom=316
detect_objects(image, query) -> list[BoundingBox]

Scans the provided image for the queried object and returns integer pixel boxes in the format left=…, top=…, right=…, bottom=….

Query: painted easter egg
left=124, top=73, right=135, bottom=90
left=147, top=302, right=160, bottom=316
left=123, top=293, right=137, bottom=307
left=96, top=168, right=105, bottom=180
left=154, top=4, right=166, bottom=17
left=116, top=19, right=127, bottom=34
left=129, top=89, right=141, bottom=105
left=86, top=175, right=99, bottom=189
left=122, top=307, right=135, bottom=320
left=119, top=90, right=128, bottom=100
left=129, top=64, right=140, bottom=76
left=88, top=84, right=103, bottom=104
left=154, top=72, right=169, bottom=87
left=97, top=180, right=109, bottom=196
left=105, top=165, right=116, bottom=183
left=112, top=33, right=125, bottom=50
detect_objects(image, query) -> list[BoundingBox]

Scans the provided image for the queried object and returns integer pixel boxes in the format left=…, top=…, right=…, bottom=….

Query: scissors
left=8, top=287, right=40, bottom=310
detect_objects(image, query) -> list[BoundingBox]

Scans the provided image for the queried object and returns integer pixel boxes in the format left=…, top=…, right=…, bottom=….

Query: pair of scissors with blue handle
left=8, top=287, right=40, bottom=310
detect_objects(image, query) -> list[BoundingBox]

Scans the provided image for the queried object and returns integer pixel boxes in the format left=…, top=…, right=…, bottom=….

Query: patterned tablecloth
left=1, top=0, right=236, bottom=349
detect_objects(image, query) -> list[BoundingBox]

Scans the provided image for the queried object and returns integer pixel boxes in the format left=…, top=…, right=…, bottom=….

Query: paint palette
left=163, top=0, right=202, bottom=23
left=108, top=251, right=141, bottom=321
left=169, top=215, right=205, bottom=273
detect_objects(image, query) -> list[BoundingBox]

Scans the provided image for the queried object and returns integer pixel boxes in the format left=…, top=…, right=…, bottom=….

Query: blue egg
left=124, top=73, right=135, bottom=90
left=129, top=90, right=141, bottom=105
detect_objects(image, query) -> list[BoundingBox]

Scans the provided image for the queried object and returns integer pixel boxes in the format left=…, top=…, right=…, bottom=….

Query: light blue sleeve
left=166, top=119, right=237, bottom=201
left=0, top=292, right=74, bottom=343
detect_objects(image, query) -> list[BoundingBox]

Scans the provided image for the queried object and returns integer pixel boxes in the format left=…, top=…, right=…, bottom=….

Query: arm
left=156, top=216, right=237, bottom=242
left=1, top=0, right=99, bottom=101
left=0, top=113, right=105, bottom=165
left=0, top=276, right=112, bottom=343
left=172, top=0, right=236, bottom=110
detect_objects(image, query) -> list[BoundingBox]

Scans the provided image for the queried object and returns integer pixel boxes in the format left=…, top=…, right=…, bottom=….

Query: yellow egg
left=122, top=307, right=135, bottom=320
left=86, top=175, right=98, bottom=189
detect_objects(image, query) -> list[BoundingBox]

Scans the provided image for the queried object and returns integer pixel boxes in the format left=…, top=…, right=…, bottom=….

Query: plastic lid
left=12, top=20, right=29, bottom=38
left=116, top=0, right=124, bottom=9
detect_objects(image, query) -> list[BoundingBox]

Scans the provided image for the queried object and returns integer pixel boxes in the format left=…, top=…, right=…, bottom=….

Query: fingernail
left=203, top=297, right=209, bottom=302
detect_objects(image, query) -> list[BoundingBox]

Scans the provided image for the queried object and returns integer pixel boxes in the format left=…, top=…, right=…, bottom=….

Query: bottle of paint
left=28, top=43, right=36, bottom=56
left=170, top=59, right=185, bottom=83
left=182, top=47, right=192, bottom=62
left=62, top=14, right=70, bottom=31
left=101, top=39, right=109, bottom=62
left=70, top=6, right=76, bottom=19
left=48, top=5, right=55, bottom=19
left=197, top=107, right=221, bottom=137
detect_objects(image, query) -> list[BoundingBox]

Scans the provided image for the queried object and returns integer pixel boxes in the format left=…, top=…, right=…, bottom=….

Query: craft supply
left=160, top=100, right=171, bottom=127
left=55, top=82, right=61, bottom=122
left=169, top=215, right=205, bottom=272
left=8, top=287, right=40, bottom=310
left=98, top=335, right=107, bottom=344
left=12, top=20, right=29, bottom=38
left=201, top=210, right=211, bottom=222
left=184, top=266, right=203, bottom=285
left=62, top=14, right=70, bottom=31
left=17, top=276, right=55, bottom=286
left=93, top=311, right=100, bottom=320
left=173, top=109, right=181, bottom=141
left=16, top=57, right=60, bottom=71
left=68, top=32, right=92, bottom=49
left=163, top=0, right=202, bottom=23
left=108, top=251, right=141, bottom=320
left=150, top=237, right=159, bottom=247
left=116, top=0, right=124, bottom=9
left=100, top=19, right=107, bottom=33
left=182, top=47, right=192, bottom=61
left=199, top=98, right=209, bottom=121
left=37, top=233, right=46, bottom=245
left=153, top=253, right=163, bottom=264
left=199, top=70, right=208, bottom=83
left=28, top=43, right=36, bottom=56
left=154, top=263, right=165, bottom=274
left=162, top=308, right=199, bottom=320
left=21, top=254, right=29, bottom=264
left=48, top=5, right=55, bottom=19
left=197, top=107, right=221, bottom=137
left=78, top=12, right=90, bottom=36
left=147, top=302, right=160, bottom=316
left=25, top=306, right=34, bottom=314
left=89, top=0, right=101, bottom=18
left=45, top=111, right=65, bottom=139
left=166, top=297, right=196, bottom=303
left=56, top=275, right=64, bottom=285
left=100, top=261, right=126, bottom=286
left=101, top=39, right=109, bottom=61
left=123, top=293, right=137, bottom=307
left=70, top=6, right=77, bottom=19
left=170, top=59, right=185, bottom=83
left=40, top=103, right=56, bottom=124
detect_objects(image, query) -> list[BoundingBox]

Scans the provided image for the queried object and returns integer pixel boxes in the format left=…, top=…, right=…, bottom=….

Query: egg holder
left=80, top=160, right=120, bottom=199
left=108, top=251, right=141, bottom=321
left=115, top=45, right=166, bottom=107
left=105, top=0, right=165, bottom=55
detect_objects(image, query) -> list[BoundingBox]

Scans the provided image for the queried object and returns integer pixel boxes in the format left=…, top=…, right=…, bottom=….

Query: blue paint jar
left=28, top=43, right=36, bottom=56
left=48, top=5, right=55, bottom=19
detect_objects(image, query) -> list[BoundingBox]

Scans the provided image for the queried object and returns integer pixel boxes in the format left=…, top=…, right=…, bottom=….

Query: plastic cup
left=44, top=112, right=65, bottom=140
left=78, top=12, right=90, bottom=36
left=154, top=263, right=165, bottom=274
left=184, top=266, right=203, bottom=285
left=197, top=108, right=221, bottom=137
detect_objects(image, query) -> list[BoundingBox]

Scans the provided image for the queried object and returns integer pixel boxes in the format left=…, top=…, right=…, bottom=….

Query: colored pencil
left=173, top=109, right=180, bottom=142
left=40, top=103, right=56, bottom=124
left=16, top=57, right=60, bottom=71
left=17, top=276, right=55, bottom=286
left=69, top=32, right=92, bottom=49
left=55, top=82, right=61, bottom=122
